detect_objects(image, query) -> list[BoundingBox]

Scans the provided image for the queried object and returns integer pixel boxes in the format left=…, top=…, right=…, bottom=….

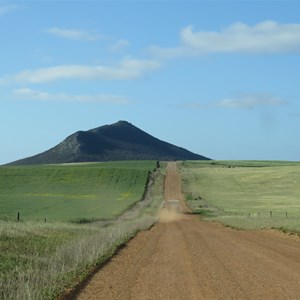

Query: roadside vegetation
left=0, top=161, right=164, bottom=300
left=180, top=160, right=300, bottom=232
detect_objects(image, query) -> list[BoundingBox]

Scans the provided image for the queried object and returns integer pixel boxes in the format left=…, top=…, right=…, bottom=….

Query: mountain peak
left=113, top=120, right=132, bottom=126
left=9, top=121, right=211, bottom=165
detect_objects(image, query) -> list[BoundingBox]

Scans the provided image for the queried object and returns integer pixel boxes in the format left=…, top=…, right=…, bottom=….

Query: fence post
left=17, top=211, right=20, bottom=222
left=270, top=211, right=272, bottom=218
left=156, top=160, right=160, bottom=169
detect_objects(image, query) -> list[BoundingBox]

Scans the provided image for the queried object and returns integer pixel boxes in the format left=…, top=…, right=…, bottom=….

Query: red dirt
left=76, top=162, right=300, bottom=300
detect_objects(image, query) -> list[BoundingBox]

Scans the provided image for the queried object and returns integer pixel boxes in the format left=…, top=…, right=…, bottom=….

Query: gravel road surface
left=76, top=162, right=300, bottom=300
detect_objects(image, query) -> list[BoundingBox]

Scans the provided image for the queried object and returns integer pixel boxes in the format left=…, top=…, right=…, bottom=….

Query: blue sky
left=1, top=1, right=300, bottom=164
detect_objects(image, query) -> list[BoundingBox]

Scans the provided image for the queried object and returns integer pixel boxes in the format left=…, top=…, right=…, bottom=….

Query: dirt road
left=76, top=162, right=300, bottom=300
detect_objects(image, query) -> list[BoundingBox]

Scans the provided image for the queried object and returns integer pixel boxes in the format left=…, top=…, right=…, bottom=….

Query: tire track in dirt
left=76, top=162, right=300, bottom=300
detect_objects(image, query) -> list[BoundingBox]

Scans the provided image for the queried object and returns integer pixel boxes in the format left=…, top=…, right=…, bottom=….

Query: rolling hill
left=9, top=121, right=210, bottom=164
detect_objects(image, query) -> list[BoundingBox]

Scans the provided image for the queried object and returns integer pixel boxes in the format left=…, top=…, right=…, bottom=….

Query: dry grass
left=1, top=218, right=156, bottom=300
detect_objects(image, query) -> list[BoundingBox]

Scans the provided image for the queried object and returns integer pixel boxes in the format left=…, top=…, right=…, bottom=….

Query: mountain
left=9, top=121, right=210, bottom=165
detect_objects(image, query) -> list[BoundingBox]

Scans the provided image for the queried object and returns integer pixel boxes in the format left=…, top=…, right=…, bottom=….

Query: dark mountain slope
left=9, top=121, right=210, bottom=165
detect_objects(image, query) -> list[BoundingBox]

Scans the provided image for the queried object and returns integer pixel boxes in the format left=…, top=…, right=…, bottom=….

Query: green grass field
left=0, top=161, right=163, bottom=299
left=0, top=161, right=156, bottom=222
left=180, top=160, right=300, bottom=231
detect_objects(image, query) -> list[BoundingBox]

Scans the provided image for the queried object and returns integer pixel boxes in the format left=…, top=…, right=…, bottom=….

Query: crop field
left=0, top=161, right=164, bottom=299
left=180, top=160, right=300, bottom=232
left=0, top=161, right=156, bottom=222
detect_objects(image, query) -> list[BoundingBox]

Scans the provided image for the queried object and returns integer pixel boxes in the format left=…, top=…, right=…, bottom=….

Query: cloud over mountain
left=12, top=88, right=130, bottom=104
left=215, top=93, right=287, bottom=110
left=46, top=27, right=102, bottom=41
left=151, top=21, right=300, bottom=58
left=1, top=57, right=160, bottom=84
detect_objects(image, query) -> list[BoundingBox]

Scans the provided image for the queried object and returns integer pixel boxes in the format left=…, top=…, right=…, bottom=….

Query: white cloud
left=12, top=88, right=130, bottom=104
left=109, top=39, right=130, bottom=52
left=181, top=93, right=287, bottom=110
left=151, top=21, right=300, bottom=58
left=216, top=93, right=286, bottom=110
left=0, top=4, right=18, bottom=16
left=46, top=27, right=102, bottom=41
left=1, top=57, right=160, bottom=84
left=13, top=88, right=49, bottom=100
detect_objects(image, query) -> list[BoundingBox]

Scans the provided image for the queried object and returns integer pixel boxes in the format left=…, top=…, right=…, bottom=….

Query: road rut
left=76, top=162, right=300, bottom=300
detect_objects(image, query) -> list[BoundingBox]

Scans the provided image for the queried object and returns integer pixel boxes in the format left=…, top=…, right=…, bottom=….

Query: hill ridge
left=8, top=121, right=210, bottom=165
